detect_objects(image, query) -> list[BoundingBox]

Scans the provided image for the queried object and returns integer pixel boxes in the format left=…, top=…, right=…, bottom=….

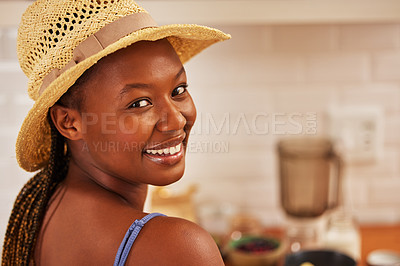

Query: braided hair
left=1, top=65, right=95, bottom=265
left=1, top=121, right=69, bottom=265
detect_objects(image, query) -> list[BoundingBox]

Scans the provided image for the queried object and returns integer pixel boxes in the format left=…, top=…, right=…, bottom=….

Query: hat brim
left=16, top=24, right=230, bottom=172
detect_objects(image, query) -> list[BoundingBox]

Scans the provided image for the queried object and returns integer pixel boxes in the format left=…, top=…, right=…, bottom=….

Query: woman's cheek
left=182, top=97, right=197, bottom=130
left=117, top=114, right=141, bottom=135
left=117, top=113, right=156, bottom=139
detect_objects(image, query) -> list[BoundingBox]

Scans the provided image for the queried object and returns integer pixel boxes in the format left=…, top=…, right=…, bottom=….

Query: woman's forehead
left=98, top=39, right=180, bottom=70
left=81, top=39, right=185, bottom=100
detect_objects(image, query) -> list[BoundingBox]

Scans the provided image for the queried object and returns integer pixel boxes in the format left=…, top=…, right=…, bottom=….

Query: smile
left=142, top=134, right=186, bottom=166
left=144, top=143, right=182, bottom=156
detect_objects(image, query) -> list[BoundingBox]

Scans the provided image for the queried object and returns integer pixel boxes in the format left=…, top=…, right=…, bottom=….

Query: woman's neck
left=65, top=153, right=148, bottom=210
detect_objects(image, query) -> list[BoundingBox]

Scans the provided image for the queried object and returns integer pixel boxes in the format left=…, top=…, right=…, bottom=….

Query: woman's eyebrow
left=118, top=67, right=185, bottom=100
left=175, top=66, right=185, bottom=80
left=118, top=83, right=150, bottom=100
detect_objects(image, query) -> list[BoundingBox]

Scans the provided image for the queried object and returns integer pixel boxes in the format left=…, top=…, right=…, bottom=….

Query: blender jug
left=277, top=137, right=342, bottom=250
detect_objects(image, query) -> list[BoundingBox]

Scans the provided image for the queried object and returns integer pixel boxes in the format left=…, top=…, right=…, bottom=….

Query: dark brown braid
left=1, top=121, right=69, bottom=265
left=2, top=55, right=96, bottom=266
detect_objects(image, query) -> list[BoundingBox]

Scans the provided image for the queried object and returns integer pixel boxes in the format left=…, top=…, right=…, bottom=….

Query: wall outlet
left=326, top=106, right=384, bottom=164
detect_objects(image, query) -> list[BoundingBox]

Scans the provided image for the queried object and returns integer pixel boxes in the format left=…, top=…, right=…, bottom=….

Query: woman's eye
left=172, top=85, right=188, bottom=97
left=130, top=99, right=151, bottom=108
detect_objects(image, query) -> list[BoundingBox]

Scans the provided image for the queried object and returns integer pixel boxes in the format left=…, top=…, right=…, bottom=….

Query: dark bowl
left=228, top=235, right=286, bottom=266
left=284, top=250, right=357, bottom=266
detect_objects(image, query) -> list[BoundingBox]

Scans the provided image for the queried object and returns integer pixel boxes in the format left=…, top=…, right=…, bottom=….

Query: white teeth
left=170, top=144, right=180, bottom=155
left=146, top=143, right=182, bottom=156
left=175, top=143, right=182, bottom=153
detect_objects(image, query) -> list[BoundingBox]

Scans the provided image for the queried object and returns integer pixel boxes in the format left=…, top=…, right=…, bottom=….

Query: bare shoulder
left=126, top=216, right=224, bottom=265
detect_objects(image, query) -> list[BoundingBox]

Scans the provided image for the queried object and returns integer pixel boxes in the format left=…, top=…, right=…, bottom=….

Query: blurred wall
left=0, top=26, right=33, bottom=249
left=1, top=23, right=400, bottom=247
left=182, top=23, right=400, bottom=227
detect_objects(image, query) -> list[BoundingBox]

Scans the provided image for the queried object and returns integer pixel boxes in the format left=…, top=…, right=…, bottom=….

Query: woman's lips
left=144, top=134, right=186, bottom=151
left=145, top=143, right=182, bottom=156
left=143, top=143, right=184, bottom=166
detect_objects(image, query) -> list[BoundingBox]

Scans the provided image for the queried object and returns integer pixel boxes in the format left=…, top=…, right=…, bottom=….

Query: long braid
left=2, top=52, right=90, bottom=265
left=1, top=121, right=69, bottom=265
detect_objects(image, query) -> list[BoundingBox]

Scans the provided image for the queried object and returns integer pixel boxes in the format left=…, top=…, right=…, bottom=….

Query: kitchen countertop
left=359, top=224, right=400, bottom=265
left=224, top=224, right=400, bottom=265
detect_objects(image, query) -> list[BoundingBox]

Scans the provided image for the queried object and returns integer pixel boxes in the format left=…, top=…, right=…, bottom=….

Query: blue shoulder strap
left=113, top=213, right=166, bottom=266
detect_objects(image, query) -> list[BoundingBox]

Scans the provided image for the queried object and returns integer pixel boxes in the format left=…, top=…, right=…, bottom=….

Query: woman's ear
left=49, top=104, right=83, bottom=140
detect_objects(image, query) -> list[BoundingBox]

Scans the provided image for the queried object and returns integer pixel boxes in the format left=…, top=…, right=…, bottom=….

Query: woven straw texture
left=16, top=0, right=230, bottom=172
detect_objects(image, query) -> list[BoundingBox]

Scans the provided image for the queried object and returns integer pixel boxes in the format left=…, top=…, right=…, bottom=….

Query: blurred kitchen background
left=0, top=0, right=400, bottom=251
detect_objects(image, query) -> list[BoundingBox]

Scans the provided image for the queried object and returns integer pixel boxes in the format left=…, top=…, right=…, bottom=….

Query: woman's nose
left=156, top=102, right=186, bottom=133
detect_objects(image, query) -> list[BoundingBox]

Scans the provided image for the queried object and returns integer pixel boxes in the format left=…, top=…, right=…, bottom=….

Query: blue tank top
left=113, top=213, right=166, bottom=266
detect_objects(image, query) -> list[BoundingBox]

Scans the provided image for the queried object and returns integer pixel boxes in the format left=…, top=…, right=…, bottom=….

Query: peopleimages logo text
left=80, top=111, right=318, bottom=136
left=191, top=112, right=318, bottom=136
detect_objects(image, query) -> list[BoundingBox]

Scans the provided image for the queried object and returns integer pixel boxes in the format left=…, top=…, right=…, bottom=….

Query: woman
left=2, top=0, right=230, bottom=265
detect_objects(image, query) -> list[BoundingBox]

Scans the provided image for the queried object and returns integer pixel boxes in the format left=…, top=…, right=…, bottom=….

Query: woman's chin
left=144, top=162, right=186, bottom=186
left=148, top=173, right=184, bottom=186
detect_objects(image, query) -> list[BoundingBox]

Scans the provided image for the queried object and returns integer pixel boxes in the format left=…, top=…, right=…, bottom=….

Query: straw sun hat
left=16, top=0, right=230, bottom=172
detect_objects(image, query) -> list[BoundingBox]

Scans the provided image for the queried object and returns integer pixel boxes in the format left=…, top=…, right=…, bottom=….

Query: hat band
left=39, top=12, right=158, bottom=96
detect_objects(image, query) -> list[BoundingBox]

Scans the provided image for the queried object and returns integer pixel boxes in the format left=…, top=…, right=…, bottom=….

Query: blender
left=277, top=137, right=342, bottom=252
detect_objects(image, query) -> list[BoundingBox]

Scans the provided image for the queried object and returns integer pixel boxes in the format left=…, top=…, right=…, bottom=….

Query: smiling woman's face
left=76, top=39, right=196, bottom=186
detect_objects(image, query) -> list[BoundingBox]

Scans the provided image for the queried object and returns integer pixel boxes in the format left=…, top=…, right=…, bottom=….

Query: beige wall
left=181, top=23, right=400, bottom=226
left=0, top=23, right=399, bottom=243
